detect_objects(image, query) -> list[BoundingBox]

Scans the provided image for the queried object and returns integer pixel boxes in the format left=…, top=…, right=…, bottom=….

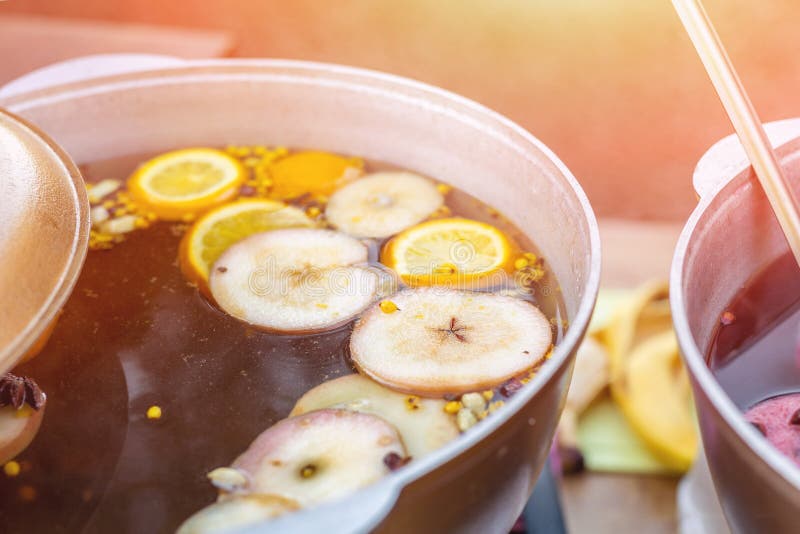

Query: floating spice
left=500, top=377, right=525, bottom=398
left=4, top=461, right=20, bottom=477
left=383, top=452, right=411, bottom=471
left=0, top=374, right=45, bottom=411
left=720, top=311, right=736, bottom=325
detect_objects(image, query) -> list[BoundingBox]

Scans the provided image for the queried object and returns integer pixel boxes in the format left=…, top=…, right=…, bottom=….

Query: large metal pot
left=671, top=119, right=800, bottom=533
left=0, top=56, right=600, bottom=533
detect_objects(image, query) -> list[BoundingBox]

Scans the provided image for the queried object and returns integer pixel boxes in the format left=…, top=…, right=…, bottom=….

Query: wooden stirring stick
left=671, top=0, right=800, bottom=266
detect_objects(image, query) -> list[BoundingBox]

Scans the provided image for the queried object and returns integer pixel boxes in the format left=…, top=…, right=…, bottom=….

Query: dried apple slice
left=231, top=409, right=406, bottom=507
left=290, top=374, right=458, bottom=459
left=350, top=288, right=553, bottom=396
left=0, top=407, right=45, bottom=465
left=177, top=494, right=299, bottom=534
left=0, top=374, right=46, bottom=464
left=209, top=229, right=378, bottom=333
left=325, top=172, right=443, bottom=238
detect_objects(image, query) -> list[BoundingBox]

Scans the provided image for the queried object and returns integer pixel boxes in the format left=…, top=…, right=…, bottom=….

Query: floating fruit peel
left=265, top=150, right=363, bottom=201
left=563, top=283, right=700, bottom=475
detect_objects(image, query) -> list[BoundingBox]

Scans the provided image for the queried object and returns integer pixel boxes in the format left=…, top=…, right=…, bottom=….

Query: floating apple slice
left=0, top=374, right=46, bottom=463
left=231, top=409, right=406, bottom=507
left=177, top=494, right=299, bottom=534
left=350, top=288, right=553, bottom=396
left=0, top=407, right=45, bottom=465
left=209, top=229, right=378, bottom=333
left=325, top=172, right=443, bottom=238
left=290, top=374, right=458, bottom=459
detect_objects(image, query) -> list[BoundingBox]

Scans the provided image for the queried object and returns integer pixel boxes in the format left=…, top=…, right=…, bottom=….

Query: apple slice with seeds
left=325, top=172, right=443, bottom=238
left=0, top=373, right=46, bottom=464
left=350, top=288, right=553, bottom=396
left=209, top=228, right=378, bottom=333
left=290, top=374, right=459, bottom=459
left=177, top=494, right=299, bottom=534
left=231, top=409, right=406, bottom=507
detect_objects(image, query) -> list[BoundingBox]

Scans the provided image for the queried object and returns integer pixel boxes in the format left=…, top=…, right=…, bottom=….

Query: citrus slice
left=181, top=199, right=314, bottom=285
left=266, top=151, right=362, bottom=200
left=128, top=148, right=246, bottom=220
left=381, top=218, right=515, bottom=287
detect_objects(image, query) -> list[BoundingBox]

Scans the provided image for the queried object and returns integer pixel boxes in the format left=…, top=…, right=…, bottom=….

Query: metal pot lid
left=0, top=109, right=89, bottom=373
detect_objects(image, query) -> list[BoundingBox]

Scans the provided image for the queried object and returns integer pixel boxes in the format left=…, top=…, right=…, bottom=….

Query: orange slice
left=381, top=218, right=515, bottom=287
left=266, top=151, right=362, bottom=200
left=181, top=199, right=314, bottom=286
left=128, top=148, right=245, bottom=220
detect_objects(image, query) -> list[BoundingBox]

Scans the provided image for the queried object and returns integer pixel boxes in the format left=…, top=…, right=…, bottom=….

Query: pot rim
left=3, top=58, right=601, bottom=514
left=670, top=135, right=800, bottom=491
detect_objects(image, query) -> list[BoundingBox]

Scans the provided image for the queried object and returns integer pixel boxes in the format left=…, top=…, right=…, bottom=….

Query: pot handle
left=239, top=478, right=401, bottom=534
left=0, top=54, right=186, bottom=99
left=693, top=118, right=800, bottom=199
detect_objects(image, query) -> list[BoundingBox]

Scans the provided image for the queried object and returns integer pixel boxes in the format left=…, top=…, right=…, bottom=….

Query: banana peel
left=602, top=280, right=672, bottom=381
left=558, top=282, right=699, bottom=474
left=612, top=329, right=697, bottom=471
left=603, top=281, right=698, bottom=472
left=577, top=395, right=681, bottom=475
left=560, top=337, right=610, bottom=449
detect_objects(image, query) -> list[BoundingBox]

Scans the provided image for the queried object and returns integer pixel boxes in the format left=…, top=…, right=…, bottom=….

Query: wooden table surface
left=559, top=219, right=685, bottom=534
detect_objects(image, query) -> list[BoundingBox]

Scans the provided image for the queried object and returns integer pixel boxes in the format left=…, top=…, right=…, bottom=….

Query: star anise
left=435, top=317, right=468, bottom=343
left=383, top=452, right=412, bottom=471
left=500, top=377, right=524, bottom=398
left=0, top=373, right=45, bottom=410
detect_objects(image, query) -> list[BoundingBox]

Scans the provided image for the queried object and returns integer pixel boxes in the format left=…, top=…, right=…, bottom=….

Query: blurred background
left=2, top=0, right=799, bottom=222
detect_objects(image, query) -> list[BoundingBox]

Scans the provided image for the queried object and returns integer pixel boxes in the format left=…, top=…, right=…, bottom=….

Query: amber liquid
left=0, top=151, right=565, bottom=533
left=707, top=253, right=800, bottom=409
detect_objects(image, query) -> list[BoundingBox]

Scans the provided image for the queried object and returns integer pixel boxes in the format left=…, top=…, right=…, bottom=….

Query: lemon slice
left=381, top=218, right=515, bottom=287
left=181, top=198, right=314, bottom=285
left=129, top=148, right=246, bottom=220
left=267, top=151, right=362, bottom=200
